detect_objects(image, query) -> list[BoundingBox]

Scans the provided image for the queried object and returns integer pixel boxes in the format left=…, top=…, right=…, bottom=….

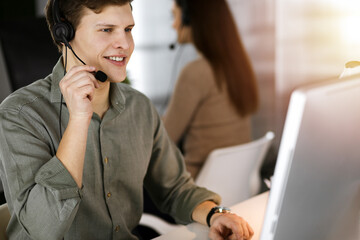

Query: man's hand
left=192, top=201, right=254, bottom=240
left=59, top=65, right=99, bottom=120
left=57, top=65, right=99, bottom=188
left=208, top=213, right=254, bottom=240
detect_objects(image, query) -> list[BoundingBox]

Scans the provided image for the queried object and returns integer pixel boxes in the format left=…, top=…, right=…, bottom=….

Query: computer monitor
left=260, top=75, right=360, bottom=240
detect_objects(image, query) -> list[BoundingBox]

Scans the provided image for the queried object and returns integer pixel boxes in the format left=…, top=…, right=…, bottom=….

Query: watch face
left=216, top=206, right=231, bottom=213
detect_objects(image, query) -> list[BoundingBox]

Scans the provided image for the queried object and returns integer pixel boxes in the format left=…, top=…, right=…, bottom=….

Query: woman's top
left=163, top=57, right=252, bottom=178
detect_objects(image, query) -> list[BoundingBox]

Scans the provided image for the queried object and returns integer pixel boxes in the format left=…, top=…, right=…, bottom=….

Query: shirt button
left=104, top=157, right=109, bottom=164
left=107, top=192, right=112, bottom=198
left=114, top=225, right=120, bottom=232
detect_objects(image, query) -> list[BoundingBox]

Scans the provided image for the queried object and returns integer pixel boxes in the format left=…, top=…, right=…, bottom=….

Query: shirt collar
left=109, top=82, right=126, bottom=114
left=50, top=57, right=66, bottom=103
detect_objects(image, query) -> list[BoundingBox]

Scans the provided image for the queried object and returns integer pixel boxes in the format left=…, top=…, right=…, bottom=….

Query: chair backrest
left=195, top=131, right=275, bottom=206
left=0, top=203, right=10, bottom=240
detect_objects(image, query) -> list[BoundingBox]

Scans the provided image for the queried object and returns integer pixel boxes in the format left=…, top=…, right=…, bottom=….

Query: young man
left=0, top=0, right=254, bottom=239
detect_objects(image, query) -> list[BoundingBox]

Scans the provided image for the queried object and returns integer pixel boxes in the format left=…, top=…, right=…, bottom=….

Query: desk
left=154, top=191, right=269, bottom=240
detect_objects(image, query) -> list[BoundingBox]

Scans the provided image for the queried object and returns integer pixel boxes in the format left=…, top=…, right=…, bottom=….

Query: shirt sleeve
left=144, top=105, right=221, bottom=225
left=0, top=108, right=82, bottom=240
left=163, top=61, right=211, bottom=144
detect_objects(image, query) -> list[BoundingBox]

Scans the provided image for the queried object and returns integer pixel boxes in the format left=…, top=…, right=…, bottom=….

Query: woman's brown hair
left=45, top=0, right=133, bottom=51
left=176, top=0, right=259, bottom=116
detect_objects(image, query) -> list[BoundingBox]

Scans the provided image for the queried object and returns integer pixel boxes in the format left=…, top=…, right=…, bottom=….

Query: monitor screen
left=261, top=75, right=360, bottom=240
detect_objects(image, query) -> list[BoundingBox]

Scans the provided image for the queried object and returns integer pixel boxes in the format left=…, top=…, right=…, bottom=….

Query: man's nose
left=112, top=32, right=131, bottom=49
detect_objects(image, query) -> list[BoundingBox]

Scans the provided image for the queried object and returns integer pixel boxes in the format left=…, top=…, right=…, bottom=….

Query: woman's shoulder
left=183, top=57, right=212, bottom=73
left=180, top=57, right=215, bottom=85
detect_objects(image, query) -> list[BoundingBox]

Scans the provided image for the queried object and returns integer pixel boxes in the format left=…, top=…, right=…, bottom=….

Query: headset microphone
left=94, top=71, right=108, bottom=83
left=52, top=0, right=107, bottom=82
left=169, top=43, right=176, bottom=50
left=61, top=36, right=108, bottom=82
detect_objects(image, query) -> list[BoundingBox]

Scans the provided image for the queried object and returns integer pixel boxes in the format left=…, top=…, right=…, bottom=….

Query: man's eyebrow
left=95, top=23, right=135, bottom=28
left=95, top=23, right=117, bottom=27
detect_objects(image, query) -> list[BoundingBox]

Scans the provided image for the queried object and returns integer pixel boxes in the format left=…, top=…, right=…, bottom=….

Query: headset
left=53, top=0, right=107, bottom=139
left=52, top=0, right=107, bottom=82
left=52, top=0, right=75, bottom=45
left=179, top=0, right=190, bottom=26
left=169, top=0, right=190, bottom=50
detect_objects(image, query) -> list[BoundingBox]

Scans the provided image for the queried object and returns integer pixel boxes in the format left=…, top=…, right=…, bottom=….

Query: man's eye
left=102, top=28, right=112, bottom=33
left=125, top=27, right=133, bottom=33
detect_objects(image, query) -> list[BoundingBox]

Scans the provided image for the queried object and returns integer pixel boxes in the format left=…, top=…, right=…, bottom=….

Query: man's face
left=70, top=4, right=135, bottom=82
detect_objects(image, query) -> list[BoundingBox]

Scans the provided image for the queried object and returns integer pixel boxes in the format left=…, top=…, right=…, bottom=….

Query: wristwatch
left=206, top=206, right=231, bottom=227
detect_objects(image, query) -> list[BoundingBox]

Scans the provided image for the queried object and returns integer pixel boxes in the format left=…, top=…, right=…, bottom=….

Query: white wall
left=274, top=0, right=360, bottom=146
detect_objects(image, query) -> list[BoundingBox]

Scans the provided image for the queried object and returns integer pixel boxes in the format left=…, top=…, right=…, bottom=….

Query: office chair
left=0, top=203, right=10, bottom=240
left=195, top=131, right=275, bottom=206
left=0, top=17, right=60, bottom=93
left=139, top=131, right=275, bottom=234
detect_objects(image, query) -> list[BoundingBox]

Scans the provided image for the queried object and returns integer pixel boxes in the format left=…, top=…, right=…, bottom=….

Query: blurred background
left=1, top=0, right=360, bottom=201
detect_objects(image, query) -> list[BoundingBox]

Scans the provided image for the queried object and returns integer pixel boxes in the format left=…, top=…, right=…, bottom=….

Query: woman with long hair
left=163, top=0, right=259, bottom=178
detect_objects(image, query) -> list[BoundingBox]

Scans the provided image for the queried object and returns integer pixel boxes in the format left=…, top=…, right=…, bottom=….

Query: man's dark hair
left=45, top=0, right=133, bottom=51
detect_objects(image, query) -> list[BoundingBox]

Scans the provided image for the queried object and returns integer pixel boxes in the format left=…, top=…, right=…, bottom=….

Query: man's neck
left=92, top=82, right=111, bottom=119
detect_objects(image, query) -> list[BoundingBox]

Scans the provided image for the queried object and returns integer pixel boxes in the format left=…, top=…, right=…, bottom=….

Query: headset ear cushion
left=53, top=21, right=75, bottom=43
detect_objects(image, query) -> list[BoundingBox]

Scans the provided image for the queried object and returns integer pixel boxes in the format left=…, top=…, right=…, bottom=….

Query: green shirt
left=0, top=58, right=220, bottom=240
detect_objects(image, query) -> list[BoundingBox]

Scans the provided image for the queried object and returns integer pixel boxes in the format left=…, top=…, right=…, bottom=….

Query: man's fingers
left=208, top=227, right=223, bottom=240
left=65, top=65, right=96, bottom=80
left=208, top=213, right=254, bottom=240
left=66, top=75, right=97, bottom=90
left=247, top=222, right=254, bottom=236
left=240, top=221, right=250, bottom=238
left=79, top=85, right=95, bottom=101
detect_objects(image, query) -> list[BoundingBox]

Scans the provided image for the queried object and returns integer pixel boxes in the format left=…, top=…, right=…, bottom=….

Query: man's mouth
left=106, top=56, right=125, bottom=62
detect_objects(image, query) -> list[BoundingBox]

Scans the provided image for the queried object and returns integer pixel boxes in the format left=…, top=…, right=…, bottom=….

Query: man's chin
left=107, top=76, right=127, bottom=83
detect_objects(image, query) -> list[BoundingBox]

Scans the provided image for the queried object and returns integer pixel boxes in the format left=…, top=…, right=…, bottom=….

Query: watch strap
left=206, top=206, right=231, bottom=227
